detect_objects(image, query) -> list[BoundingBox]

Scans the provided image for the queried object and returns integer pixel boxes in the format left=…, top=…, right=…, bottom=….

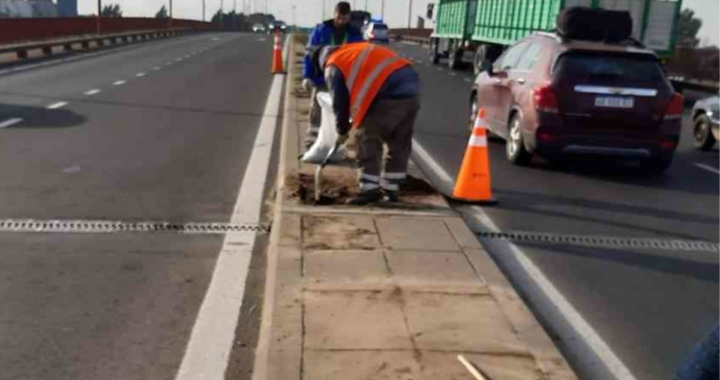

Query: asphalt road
left=392, top=42, right=719, bottom=380
left=0, top=32, right=274, bottom=380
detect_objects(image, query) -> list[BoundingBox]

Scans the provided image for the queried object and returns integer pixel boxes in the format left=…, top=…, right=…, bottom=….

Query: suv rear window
left=554, top=52, right=667, bottom=84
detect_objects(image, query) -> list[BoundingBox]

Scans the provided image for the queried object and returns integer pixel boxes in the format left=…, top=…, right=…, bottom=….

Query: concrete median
left=249, top=35, right=578, bottom=380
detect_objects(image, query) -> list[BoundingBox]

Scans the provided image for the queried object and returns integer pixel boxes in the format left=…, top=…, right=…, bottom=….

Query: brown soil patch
left=286, top=167, right=437, bottom=206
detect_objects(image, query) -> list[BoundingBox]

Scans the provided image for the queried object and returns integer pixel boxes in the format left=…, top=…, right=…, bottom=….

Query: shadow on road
left=520, top=242, right=719, bottom=283
left=0, top=103, right=86, bottom=129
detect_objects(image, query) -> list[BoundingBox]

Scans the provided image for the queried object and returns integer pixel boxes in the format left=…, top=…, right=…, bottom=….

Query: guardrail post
left=81, top=41, right=90, bottom=49
left=16, top=50, right=28, bottom=59
left=63, top=43, right=73, bottom=51
left=96, top=39, right=104, bottom=47
left=42, top=46, right=52, bottom=56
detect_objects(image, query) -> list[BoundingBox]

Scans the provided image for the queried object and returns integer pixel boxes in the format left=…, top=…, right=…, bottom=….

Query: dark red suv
left=470, top=32, right=683, bottom=173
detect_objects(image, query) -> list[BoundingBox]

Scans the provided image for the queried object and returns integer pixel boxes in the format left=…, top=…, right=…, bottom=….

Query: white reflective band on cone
left=468, top=135, right=488, bottom=147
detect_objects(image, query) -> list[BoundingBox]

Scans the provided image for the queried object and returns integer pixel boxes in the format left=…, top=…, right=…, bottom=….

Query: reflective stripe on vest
left=350, top=55, right=402, bottom=118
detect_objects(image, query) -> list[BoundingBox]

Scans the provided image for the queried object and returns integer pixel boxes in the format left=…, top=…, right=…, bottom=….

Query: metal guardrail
left=0, top=28, right=197, bottom=60
left=391, top=33, right=719, bottom=94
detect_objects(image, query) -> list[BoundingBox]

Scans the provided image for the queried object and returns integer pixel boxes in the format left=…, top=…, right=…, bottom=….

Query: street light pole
left=381, top=0, right=385, bottom=20
left=169, top=0, right=173, bottom=27
left=407, top=0, right=413, bottom=29
left=203, top=0, right=206, bottom=22
left=96, top=0, right=101, bottom=35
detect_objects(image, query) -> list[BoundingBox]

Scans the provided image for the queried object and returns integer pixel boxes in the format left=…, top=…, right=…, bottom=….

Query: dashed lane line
left=450, top=72, right=457, bottom=76
left=136, top=72, right=146, bottom=77
left=0, top=118, right=22, bottom=128
left=695, top=163, right=720, bottom=175
left=113, top=80, right=126, bottom=86
left=84, top=89, right=101, bottom=96
left=153, top=66, right=161, bottom=71
left=464, top=78, right=472, bottom=83
left=47, top=101, right=68, bottom=109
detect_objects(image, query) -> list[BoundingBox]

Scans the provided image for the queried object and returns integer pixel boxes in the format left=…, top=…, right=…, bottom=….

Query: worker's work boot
left=347, top=189, right=382, bottom=206
left=384, top=190, right=400, bottom=203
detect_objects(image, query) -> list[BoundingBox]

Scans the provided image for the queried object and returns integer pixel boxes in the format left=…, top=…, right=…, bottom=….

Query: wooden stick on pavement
left=457, top=355, right=489, bottom=380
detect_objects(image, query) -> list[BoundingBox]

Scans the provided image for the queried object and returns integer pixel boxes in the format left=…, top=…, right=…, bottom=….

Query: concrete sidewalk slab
left=250, top=35, right=578, bottom=380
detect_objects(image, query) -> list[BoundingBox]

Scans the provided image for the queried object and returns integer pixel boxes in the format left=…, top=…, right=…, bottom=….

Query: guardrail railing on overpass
left=0, top=18, right=213, bottom=61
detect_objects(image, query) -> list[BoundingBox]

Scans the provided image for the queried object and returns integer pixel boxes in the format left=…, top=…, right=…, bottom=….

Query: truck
left=427, top=0, right=683, bottom=72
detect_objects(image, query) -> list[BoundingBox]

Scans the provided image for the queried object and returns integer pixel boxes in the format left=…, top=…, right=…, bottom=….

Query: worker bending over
left=313, top=43, right=421, bottom=205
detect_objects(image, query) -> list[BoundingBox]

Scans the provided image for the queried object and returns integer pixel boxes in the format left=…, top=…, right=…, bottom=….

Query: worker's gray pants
left=305, top=85, right=327, bottom=150
left=355, top=97, right=420, bottom=193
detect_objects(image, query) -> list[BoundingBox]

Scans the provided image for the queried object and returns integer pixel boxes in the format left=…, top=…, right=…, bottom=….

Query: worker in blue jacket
left=302, top=1, right=363, bottom=150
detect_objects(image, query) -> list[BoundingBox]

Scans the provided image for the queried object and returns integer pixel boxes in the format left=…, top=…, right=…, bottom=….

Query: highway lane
left=393, top=42, right=719, bottom=380
left=0, top=32, right=275, bottom=380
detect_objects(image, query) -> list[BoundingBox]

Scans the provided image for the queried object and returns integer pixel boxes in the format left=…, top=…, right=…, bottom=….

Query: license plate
left=595, top=96, right=634, bottom=109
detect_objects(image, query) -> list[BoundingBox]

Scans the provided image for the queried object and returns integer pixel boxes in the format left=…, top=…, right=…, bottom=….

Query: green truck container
left=429, top=0, right=682, bottom=70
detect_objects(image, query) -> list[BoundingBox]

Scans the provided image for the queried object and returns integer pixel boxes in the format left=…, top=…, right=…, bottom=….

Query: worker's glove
left=301, top=79, right=313, bottom=92
left=336, top=133, right=349, bottom=146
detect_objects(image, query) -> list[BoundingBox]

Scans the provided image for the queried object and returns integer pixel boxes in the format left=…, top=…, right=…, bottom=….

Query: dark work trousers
left=355, top=97, right=420, bottom=193
left=305, top=85, right=327, bottom=150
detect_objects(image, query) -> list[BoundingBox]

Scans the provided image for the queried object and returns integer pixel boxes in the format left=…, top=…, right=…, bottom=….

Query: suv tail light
left=534, top=84, right=559, bottom=113
left=664, top=93, right=684, bottom=120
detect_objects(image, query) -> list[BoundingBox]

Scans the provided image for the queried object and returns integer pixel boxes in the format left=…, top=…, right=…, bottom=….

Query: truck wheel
left=429, top=38, right=440, bottom=64
left=448, top=45, right=462, bottom=71
left=506, top=114, right=532, bottom=165
left=693, top=114, right=717, bottom=151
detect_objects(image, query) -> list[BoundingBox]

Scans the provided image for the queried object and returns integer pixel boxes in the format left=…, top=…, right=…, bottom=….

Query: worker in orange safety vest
left=312, top=43, right=421, bottom=205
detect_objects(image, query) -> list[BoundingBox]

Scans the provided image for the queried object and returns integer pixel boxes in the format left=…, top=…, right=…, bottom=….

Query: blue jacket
left=304, top=20, right=364, bottom=86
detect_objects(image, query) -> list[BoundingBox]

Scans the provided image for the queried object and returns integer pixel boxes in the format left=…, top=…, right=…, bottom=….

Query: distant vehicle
left=469, top=32, right=683, bottom=174
left=350, top=10, right=371, bottom=32
left=268, top=20, right=287, bottom=33
left=252, top=23, right=267, bottom=33
left=691, top=96, right=720, bottom=151
left=427, top=0, right=682, bottom=72
left=364, top=22, right=389, bottom=44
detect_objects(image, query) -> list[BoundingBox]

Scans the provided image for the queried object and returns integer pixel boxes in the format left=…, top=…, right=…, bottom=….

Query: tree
left=155, top=5, right=168, bottom=19
left=101, top=4, right=123, bottom=18
left=677, top=8, right=702, bottom=48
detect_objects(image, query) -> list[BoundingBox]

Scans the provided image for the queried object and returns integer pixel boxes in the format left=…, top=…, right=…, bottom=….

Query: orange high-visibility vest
left=326, top=43, right=411, bottom=128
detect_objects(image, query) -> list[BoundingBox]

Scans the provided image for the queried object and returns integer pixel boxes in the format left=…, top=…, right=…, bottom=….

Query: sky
left=77, top=0, right=718, bottom=46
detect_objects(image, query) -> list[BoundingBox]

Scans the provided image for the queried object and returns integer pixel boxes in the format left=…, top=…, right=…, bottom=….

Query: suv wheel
left=693, top=114, right=717, bottom=151
left=506, top=114, right=532, bottom=165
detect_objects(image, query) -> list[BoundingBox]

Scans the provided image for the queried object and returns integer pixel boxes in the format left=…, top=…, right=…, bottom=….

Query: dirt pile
left=286, top=167, right=438, bottom=206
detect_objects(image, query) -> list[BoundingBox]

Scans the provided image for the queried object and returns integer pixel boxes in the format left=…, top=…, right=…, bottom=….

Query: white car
left=252, top=23, right=266, bottom=33
left=363, top=22, right=389, bottom=44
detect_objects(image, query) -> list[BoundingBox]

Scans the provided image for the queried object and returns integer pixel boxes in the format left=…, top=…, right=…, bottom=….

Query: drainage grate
left=0, top=219, right=270, bottom=235
left=477, top=231, right=719, bottom=253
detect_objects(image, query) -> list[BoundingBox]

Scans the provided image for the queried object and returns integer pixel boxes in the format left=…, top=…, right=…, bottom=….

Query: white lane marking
left=450, top=72, right=457, bottom=76
left=176, top=58, right=183, bottom=62
left=412, top=139, right=453, bottom=183
left=113, top=80, right=126, bottom=86
left=694, top=163, right=720, bottom=175
left=464, top=206, right=638, bottom=380
left=411, top=137, right=638, bottom=380
left=136, top=72, right=146, bottom=77
left=47, top=101, right=68, bottom=109
left=174, top=73, right=285, bottom=380
left=464, top=78, right=472, bottom=83
left=153, top=66, right=161, bottom=71
left=436, top=67, right=443, bottom=71
left=84, top=89, right=101, bottom=96
left=62, top=166, right=81, bottom=174
left=0, top=118, right=22, bottom=128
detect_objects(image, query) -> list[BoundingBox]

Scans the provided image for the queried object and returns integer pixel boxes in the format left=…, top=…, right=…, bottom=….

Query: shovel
left=314, top=142, right=341, bottom=202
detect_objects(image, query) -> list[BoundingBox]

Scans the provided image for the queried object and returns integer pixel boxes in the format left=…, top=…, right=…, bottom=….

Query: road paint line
left=436, top=67, right=443, bottom=71
left=0, top=118, right=22, bottom=128
left=464, top=78, right=472, bottom=83
left=176, top=58, right=183, bottom=62
left=84, top=89, right=101, bottom=96
left=695, top=163, right=720, bottom=175
left=113, top=80, right=126, bottom=86
left=153, top=66, right=161, bottom=71
left=174, top=71, right=285, bottom=380
left=47, top=101, right=68, bottom=109
left=136, top=72, right=146, bottom=77
left=411, top=136, right=638, bottom=380
left=450, top=72, right=457, bottom=76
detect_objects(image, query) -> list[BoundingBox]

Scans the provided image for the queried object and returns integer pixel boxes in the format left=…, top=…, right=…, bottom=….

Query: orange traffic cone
left=271, top=29, right=285, bottom=74
left=452, top=108, right=497, bottom=204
